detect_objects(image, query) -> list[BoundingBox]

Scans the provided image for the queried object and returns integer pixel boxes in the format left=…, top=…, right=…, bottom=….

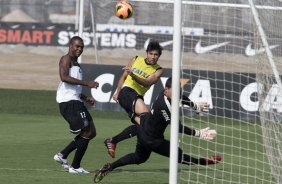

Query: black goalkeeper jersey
left=140, top=90, right=171, bottom=142
left=139, top=90, right=196, bottom=147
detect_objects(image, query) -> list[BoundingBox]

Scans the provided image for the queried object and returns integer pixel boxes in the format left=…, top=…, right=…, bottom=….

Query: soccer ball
left=115, top=1, right=134, bottom=20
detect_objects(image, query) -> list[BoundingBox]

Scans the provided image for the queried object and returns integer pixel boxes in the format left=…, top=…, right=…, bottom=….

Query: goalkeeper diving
left=94, top=77, right=221, bottom=183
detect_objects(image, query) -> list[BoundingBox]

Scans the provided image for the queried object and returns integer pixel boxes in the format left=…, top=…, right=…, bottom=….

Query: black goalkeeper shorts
left=118, top=86, right=143, bottom=122
left=59, top=100, right=93, bottom=134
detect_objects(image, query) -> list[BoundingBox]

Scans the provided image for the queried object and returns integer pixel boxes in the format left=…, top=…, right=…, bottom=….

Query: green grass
left=0, top=89, right=276, bottom=184
left=0, top=113, right=171, bottom=184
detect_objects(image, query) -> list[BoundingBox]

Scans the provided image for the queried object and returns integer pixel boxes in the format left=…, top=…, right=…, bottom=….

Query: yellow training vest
left=124, top=56, right=161, bottom=96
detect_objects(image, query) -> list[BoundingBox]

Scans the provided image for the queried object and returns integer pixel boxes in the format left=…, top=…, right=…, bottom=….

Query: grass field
left=0, top=89, right=275, bottom=184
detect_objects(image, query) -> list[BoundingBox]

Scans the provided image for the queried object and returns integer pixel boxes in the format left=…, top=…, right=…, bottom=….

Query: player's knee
left=135, top=159, right=145, bottom=165
left=81, top=120, right=96, bottom=139
left=83, top=132, right=96, bottom=139
left=135, top=154, right=149, bottom=164
left=92, top=130, right=97, bottom=138
left=136, top=158, right=147, bottom=165
left=89, top=129, right=96, bottom=139
left=81, top=129, right=96, bottom=139
left=135, top=106, right=149, bottom=115
left=130, top=115, right=141, bottom=125
left=135, top=98, right=149, bottom=115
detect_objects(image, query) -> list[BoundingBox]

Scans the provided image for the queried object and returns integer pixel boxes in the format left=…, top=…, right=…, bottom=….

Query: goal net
left=179, top=0, right=282, bottom=183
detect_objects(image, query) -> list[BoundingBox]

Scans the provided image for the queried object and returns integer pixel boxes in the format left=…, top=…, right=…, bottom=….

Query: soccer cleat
left=93, top=163, right=112, bottom=183
left=69, top=166, right=90, bottom=174
left=54, top=153, right=69, bottom=170
left=205, top=155, right=222, bottom=165
left=104, top=138, right=116, bottom=158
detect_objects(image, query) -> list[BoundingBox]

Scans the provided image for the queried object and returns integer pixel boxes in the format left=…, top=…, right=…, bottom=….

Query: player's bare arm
left=112, top=58, right=135, bottom=102
left=128, top=67, right=163, bottom=87
left=59, top=56, right=99, bottom=89
left=112, top=72, right=127, bottom=102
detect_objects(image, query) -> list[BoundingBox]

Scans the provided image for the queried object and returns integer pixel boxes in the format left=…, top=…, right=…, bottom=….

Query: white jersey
left=56, top=65, right=83, bottom=103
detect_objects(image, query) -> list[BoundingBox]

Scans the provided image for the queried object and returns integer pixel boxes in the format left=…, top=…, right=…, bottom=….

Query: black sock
left=182, top=154, right=206, bottom=165
left=111, top=124, right=138, bottom=144
left=60, top=140, right=76, bottom=159
left=111, top=153, right=138, bottom=170
left=71, top=135, right=90, bottom=169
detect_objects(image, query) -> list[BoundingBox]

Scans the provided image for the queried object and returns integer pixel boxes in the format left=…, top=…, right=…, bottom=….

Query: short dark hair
left=69, top=36, right=84, bottom=45
left=146, top=40, right=163, bottom=56
left=165, top=77, right=172, bottom=88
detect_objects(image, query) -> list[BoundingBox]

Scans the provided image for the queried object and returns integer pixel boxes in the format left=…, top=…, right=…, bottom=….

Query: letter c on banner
left=240, top=82, right=259, bottom=111
left=91, top=73, right=114, bottom=102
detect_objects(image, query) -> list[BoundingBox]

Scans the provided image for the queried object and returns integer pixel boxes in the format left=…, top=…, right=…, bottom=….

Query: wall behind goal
left=81, top=64, right=270, bottom=121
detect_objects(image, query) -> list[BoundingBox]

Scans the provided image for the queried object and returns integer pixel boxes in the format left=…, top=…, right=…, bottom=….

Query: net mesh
left=180, top=0, right=282, bottom=183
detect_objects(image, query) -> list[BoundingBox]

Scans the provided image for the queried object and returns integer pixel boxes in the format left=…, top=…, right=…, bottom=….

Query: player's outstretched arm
left=179, top=123, right=217, bottom=140
left=125, top=67, right=163, bottom=87
left=193, top=102, right=209, bottom=112
left=181, top=95, right=209, bottom=112
left=59, top=56, right=99, bottom=88
left=195, top=127, right=217, bottom=140
left=113, top=58, right=135, bottom=102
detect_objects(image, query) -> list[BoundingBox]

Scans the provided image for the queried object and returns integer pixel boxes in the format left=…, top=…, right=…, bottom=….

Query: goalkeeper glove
left=193, top=102, right=209, bottom=112
left=195, top=127, right=217, bottom=140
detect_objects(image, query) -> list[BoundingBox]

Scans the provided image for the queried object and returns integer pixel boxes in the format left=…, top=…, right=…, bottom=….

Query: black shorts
left=118, top=86, right=143, bottom=122
left=59, top=100, right=93, bottom=134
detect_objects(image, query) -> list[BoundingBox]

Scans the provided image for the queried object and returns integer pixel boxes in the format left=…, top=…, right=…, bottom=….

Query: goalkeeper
left=94, top=77, right=220, bottom=183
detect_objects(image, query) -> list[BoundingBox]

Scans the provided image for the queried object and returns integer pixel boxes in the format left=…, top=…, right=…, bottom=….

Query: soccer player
left=94, top=77, right=220, bottom=183
left=104, top=40, right=164, bottom=158
left=54, top=36, right=99, bottom=174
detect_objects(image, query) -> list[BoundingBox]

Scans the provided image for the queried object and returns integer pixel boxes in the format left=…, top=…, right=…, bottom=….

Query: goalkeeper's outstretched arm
left=181, top=94, right=209, bottom=112
left=180, top=95, right=215, bottom=139
left=179, top=122, right=195, bottom=136
left=179, top=123, right=217, bottom=140
left=181, top=94, right=195, bottom=108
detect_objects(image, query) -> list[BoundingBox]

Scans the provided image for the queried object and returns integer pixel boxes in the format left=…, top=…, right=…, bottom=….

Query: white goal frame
left=169, top=1, right=182, bottom=184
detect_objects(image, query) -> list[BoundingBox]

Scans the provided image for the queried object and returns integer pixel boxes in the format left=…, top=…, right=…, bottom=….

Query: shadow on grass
left=90, top=167, right=214, bottom=174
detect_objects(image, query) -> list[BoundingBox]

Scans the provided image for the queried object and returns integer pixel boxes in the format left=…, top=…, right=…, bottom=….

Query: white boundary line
left=0, top=167, right=159, bottom=174
left=0, top=168, right=54, bottom=172
left=131, top=0, right=282, bottom=10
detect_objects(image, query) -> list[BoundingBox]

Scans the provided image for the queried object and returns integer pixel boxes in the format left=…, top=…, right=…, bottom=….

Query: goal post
left=169, top=1, right=182, bottom=184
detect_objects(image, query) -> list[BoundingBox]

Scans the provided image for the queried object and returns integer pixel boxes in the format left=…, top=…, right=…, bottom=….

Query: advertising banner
left=1, top=22, right=281, bottom=57
left=80, top=64, right=273, bottom=120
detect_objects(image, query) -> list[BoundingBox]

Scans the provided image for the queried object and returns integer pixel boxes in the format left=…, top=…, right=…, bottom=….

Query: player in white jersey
left=54, top=36, right=99, bottom=174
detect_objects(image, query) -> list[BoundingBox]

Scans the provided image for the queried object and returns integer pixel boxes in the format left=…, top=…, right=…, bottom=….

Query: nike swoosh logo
left=195, top=40, right=229, bottom=54
left=46, top=25, right=56, bottom=30
left=245, top=43, right=279, bottom=57
left=11, top=24, right=20, bottom=29
left=144, top=38, right=173, bottom=50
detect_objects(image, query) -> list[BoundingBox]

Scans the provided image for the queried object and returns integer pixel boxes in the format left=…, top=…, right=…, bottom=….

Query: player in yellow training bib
left=123, top=55, right=161, bottom=96
left=104, top=40, right=164, bottom=158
